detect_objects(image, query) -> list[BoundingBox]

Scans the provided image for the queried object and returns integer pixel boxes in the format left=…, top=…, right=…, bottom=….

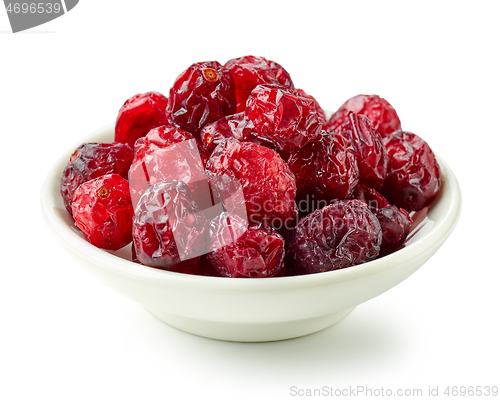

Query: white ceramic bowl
left=41, top=124, right=461, bottom=342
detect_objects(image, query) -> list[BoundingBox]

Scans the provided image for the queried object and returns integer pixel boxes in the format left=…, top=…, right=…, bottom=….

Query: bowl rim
left=41, top=123, right=462, bottom=292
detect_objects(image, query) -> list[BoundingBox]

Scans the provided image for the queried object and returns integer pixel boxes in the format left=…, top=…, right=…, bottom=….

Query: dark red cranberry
left=128, top=125, right=210, bottom=209
left=166, top=61, right=236, bottom=136
left=245, top=84, right=322, bottom=152
left=381, top=131, right=441, bottom=211
left=375, top=206, right=412, bottom=254
left=224, top=55, right=294, bottom=112
left=71, top=174, right=134, bottom=251
left=286, top=131, right=359, bottom=214
left=207, top=213, right=285, bottom=278
left=132, top=181, right=208, bottom=269
left=205, top=139, right=298, bottom=229
left=352, top=184, right=412, bottom=253
left=286, top=200, right=381, bottom=275
left=200, top=112, right=251, bottom=154
left=328, top=94, right=401, bottom=137
left=335, top=112, right=388, bottom=190
left=115, top=92, right=169, bottom=146
left=61, top=142, right=134, bottom=215
left=295, top=88, right=327, bottom=128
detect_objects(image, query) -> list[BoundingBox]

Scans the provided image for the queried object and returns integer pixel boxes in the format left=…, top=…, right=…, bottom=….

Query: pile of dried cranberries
left=61, top=55, right=442, bottom=278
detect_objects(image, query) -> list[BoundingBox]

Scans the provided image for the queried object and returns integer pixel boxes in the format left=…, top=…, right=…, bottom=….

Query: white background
left=1, top=1, right=499, bottom=399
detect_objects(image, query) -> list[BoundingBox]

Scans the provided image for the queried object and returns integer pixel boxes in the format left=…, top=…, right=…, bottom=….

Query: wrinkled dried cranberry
left=132, top=181, right=208, bottom=269
left=61, top=142, right=134, bottom=215
left=200, top=112, right=251, bottom=154
left=207, top=213, right=285, bottom=278
left=381, top=131, right=441, bottom=211
left=286, top=200, right=381, bottom=275
left=128, top=125, right=210, bottom=209
left=224, top=55, right=295, bottom=112
left=166, top=61, right=236, bottom=136
left=296, top=88, right=327, bottom=128
left=71, top=174, right=133, bottom=250
left=335, top=112, right=388, bottom=190
left=328, top=94, right=401, bottom=137
left=375, top=206, right=412, bottom=254
left=245, top=84, right=322, bottom=152
left=205, top=139, right=298, bottom=228
left=352, top=184, right=412, bottom=253
left=115, top=91, right=169, bottom=146
left=286, top=131, right=359, bottom=214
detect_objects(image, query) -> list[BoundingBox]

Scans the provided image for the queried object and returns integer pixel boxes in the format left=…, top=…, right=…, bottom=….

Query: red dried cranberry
left=61, top=142, right=134, bottom=215
left=381, top=131, right=441, bottom=211
left=115, top=92, right=169, bottom=146
left=71, top=174, right=133, bottom=250
left=132, top=181, right=208, bottom=269
left=245, top=84, right=322, bottom=152
left=200, top=112, right=251, bottom=154
left=224, top=55, right=295, bottom=112
left=207, top=213, right=285, bottom=278
left=286, top=200, right=381, bottom=275
left=328, top=94, right=401, bottom=137
left=205, top=139, right=298, bottom=228
left=166, top=61, right=236, bottom=136
left=128, top=125, right=210, bottom=209
left=375, top=206, right=412, bottom=254
left=286, top=131, right=359, bottom=214
left=295, top=88, right=327, bottom=128
left=335, top=112, right=388, bottom=190
left=352, top=184, right=412, bottom=253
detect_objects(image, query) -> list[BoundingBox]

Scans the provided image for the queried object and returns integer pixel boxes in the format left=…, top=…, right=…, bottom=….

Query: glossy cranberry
left=352, top=184, right=412, bottom=253
left=205, top=139, right=298, bottom=229
left=328, top=94, right=401, bottom=137
left=128, top=125, right=210, bottom=209
left=166, top=61, right=236, bottom=136
left=115, top=92, right=169, bottom=146
left=207, top=214, right=285, bottom=278
left=335, top=112, right=387, bottom=190
left=200, top=112, right=251, bottom=154
left=381, top=131, right=441, bottom=211
left=286, top=131, right=359, bottom=214
left=61, top=142, right=134, bottom=215
left=224, top=55, right=294, bottom=112
left=132, top=181, right=208, bottom=269
left=286, top=200, right=381, bottom=275
left=296, top=88, right=327, bottom=128
left=245, top=84, right=322, bottom=152
left=71, top=174, right=133, bottom=250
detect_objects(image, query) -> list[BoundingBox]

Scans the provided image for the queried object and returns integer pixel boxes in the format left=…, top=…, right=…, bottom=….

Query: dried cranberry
left=71, top=174, right=134, bottom=251
left=166, top=61, right=236, bottom=136
left=207, top=213, right=285, bottom=278
left=200, top=112, right=251, bottom=154
left=286, top=200, right=381, bottom=275
left=205, top=139, right=298, bottom=229
left=132, top=181, right=208, bottom=269
left=128, top=125, right=210, bottom=209
left=328, top=94, right=401, bottom=137
left=61, top=142, right=134, bottom=215
left=335, top=112, right=388, bottom=190
left=295, top=88, right=327, bottom=128
left=286, top=131, right=359, bottom=214
left=352, top=184, right=412, bottom=253
left=245, top=84, right=322, bottom=152
left=115, top=91, right=169, bottom=146
left=381, top=131, right=441, bottom=211
left=224, top=55, right=294, bottom=113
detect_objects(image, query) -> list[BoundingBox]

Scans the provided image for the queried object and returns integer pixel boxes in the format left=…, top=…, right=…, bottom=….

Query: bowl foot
left=145, top=307, right=356, bottom=342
